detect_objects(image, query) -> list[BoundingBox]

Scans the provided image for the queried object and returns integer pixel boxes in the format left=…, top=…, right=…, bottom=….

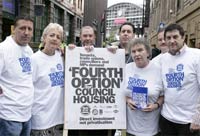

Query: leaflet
left=132, top=87, right=148, bottom=109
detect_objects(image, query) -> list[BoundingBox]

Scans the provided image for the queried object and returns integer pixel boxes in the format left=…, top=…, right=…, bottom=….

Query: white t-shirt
left=160, top=45, right=200, bottom=124
left=124, top=61, right=163, bottom=136
left=151, top=53, right=166, bottom=65
left=31, top=50, right=64, bottom=129
left=0, top=36, right=34, bottom=122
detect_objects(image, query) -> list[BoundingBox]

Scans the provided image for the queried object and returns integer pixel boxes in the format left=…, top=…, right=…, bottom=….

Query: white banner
left=64, top=47, right=126, bottom=130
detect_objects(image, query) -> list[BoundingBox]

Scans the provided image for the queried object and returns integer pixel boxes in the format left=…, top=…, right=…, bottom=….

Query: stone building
left=0, top=0, right=84, bottom=50
left=83, top=0, right=107, bottom=47
left=149, top=0, right=200, bottom=48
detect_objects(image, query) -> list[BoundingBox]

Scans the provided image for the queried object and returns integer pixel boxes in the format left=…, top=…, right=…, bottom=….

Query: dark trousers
left=126, top=132, right=161, bottom=136
left=159, top=115, right=200, bottom=136
left=69, top=130, right=115, bottom=136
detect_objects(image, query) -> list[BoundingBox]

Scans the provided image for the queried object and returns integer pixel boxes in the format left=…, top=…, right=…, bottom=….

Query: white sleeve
left=192, top=53, right=200, bottom=125
left=154, top=63, right=164, bottom=96
left=192, top=97, right=200, bottom=125
left=0, top=49, right=4, bottom=76
left=31, top=57, right=38, bottom=83
left=196, top=55, right=200, bottom=91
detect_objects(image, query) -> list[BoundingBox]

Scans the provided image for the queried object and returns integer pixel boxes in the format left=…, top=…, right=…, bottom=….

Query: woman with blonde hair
left=31, top=23, right=65, bottom=136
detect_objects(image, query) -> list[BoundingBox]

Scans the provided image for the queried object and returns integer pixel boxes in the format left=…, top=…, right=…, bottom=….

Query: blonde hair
left=41, top=23, right=64, bottom=43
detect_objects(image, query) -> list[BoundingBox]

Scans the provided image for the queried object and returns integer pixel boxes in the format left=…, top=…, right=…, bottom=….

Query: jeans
left=0, top=118, right=31, bottom=136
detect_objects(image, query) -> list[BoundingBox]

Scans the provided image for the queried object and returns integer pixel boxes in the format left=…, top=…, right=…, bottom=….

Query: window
left=78, top=0, right=82, bottom=10
left=54, top=6, right=63, bottom=25
left=177, top=0, right=181, bottom=11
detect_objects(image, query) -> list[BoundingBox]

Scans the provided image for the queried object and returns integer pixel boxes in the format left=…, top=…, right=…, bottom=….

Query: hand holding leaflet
left=126, top=97, right=137, bottom=110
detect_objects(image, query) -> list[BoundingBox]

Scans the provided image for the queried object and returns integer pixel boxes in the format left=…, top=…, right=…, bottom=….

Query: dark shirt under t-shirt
left=151, top=47, right=161, bottom=59
left=118, top=43, right=133, bottom=64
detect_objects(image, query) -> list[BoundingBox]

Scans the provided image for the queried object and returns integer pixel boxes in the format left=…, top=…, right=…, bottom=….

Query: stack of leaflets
left=132, top=87, right=148, bottom=109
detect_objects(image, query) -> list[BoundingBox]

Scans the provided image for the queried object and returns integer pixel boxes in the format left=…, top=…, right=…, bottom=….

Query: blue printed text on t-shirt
left=19, top=57, right=31, bottom=72
left=127, top=77, right=147, bottom=90
left=165, top=72, right=184, bottom=88
left=49, top=71, right=64, bottom=87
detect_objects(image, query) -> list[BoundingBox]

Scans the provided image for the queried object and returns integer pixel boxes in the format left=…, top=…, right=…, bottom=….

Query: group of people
left=124, top=23, right=200, bottom=136
left=0, top=15, right=113, bottom=136
left=0, top=15, right=200, bottom=136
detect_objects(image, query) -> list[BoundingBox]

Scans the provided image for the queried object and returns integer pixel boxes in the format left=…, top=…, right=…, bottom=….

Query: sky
left=107, top=0, right=143, bottom=7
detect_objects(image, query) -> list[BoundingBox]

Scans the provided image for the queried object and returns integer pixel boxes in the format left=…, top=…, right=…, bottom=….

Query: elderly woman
left=30, top=23, right=65, bottom=136
left=124, top=38, right=164, bottom=136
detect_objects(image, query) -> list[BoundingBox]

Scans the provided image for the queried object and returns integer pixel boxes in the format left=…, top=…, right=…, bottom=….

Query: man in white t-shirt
left=159, top=23, right=200, bottom=135
left=0, top=16, right=34, bottom=136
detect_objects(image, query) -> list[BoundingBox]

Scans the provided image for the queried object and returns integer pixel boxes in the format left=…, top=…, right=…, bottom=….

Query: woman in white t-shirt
left=30, top=23, right=66, bottom=136
left=124, top=38, right=164, bottom=136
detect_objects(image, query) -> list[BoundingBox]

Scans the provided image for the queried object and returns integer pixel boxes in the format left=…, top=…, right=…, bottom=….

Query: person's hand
left=126, top=97, right=137, bottom=110
left=190, top=123, right=200, bottom=132
left=68, top=44, right=76, bottom=50
left=107, top=45, right=118, bottom=54
left=84, top=45, right=94, bottom=52
left=142, top=103, right=158, bottom=112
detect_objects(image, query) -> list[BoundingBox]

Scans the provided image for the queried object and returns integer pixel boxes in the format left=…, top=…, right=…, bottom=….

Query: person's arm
left=190, top=55, right=200, bottom=131
left=190, top=97, right=200, bottom=131
left=0, top=49, right=4, bottom=76
left=0, top=49, right=4, bottom=95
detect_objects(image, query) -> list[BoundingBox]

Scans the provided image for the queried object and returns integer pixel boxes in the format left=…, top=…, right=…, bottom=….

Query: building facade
left=83, top=0, right=107, bottom=47
left=0, top=0, right=84, bottom=50
left=106, top=2, right=143, bottom=40
left=149, top=0, right=200, bottom=48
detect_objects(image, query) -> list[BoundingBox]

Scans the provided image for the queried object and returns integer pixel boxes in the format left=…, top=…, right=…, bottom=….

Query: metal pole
left=142, top=0, right=145, bottom=36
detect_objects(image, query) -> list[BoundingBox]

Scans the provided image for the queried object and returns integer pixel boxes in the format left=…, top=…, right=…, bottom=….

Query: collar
left=169, top=44, right=187, bottom=56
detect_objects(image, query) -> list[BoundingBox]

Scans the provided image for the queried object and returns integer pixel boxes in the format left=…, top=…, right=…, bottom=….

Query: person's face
left=43, top=29, right=62, bottom=51
left=80, top=28, right=95, bottom=46
left=131, top=44, right=149, bottom=68
left=13, top=20, right=33, bottom=46
left=165, top=30, right=185, bottom=55
left=119, top=25, right=134, bottom=47
left=157, top=31, right=168, bottom=53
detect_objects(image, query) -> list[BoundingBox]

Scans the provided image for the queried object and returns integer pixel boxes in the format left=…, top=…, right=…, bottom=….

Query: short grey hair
left=128, top=38, right=152, bottom=59
left=41, top=23, right=64, bottom=42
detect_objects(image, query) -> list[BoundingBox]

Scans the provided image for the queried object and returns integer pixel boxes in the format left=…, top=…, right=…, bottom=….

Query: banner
left=64, top=47, right=126, bottom=129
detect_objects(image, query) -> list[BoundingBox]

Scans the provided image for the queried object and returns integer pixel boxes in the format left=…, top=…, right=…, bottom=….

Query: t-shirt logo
left=165, top=64, right=184, bottom=89
left=19, top=57, right=31, bottom=72
left=57, top=64, right=62, bottom=70
left=127, top=76, right=147, bottom=90
left=49, top=71, right=64, bottom=87
left=177, top=64, right=184, bottom=71
left=49, top=63, right=64, bottom=87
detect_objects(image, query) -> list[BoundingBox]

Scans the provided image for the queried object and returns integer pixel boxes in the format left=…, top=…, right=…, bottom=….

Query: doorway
left=2, top=18, right=14, bottom=41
